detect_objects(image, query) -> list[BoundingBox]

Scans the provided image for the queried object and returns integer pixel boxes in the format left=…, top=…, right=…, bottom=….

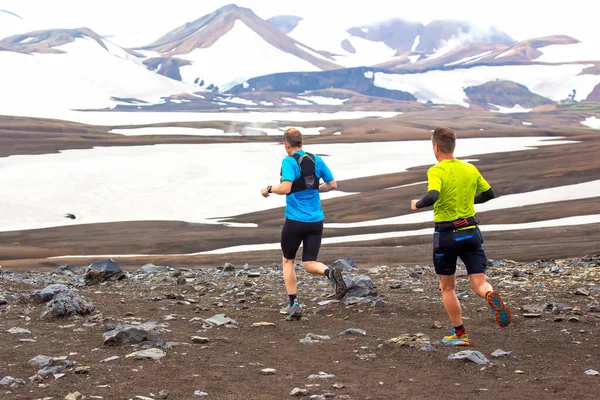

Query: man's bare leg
left=282, top=257, right=297, bottom=295
left=438, top=274, right=462, bottom=327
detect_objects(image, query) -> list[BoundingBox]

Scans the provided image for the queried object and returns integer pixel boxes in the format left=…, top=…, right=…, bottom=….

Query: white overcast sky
left=2, top=0, right=597, bottom=47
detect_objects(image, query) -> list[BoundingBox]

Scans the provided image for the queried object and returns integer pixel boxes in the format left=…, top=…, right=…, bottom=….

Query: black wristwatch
left=267, top=185, right=272, bottom=193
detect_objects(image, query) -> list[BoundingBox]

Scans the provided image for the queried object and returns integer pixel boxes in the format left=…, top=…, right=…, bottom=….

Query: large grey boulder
left=344, top=275, right=377, bottom=298
left=31, top=284, right=69, bottom=303
left=40, top=290, right=95, bottom=319
left=103, top=322, right=162, bottom=345
left=84, top=259, right=125, bottom=285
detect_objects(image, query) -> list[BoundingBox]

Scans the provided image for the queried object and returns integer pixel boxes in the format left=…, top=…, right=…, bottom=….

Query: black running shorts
left=281, top=219, right=323, bottom=262
left=433, top=227, right=487, bottom=275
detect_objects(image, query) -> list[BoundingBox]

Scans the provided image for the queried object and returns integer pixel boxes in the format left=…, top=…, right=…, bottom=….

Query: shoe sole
left=331, top=269, right=348, bottom=300
left=487, top=292, right=511, bottom=327
left=443, top=341, right=471, bottom=347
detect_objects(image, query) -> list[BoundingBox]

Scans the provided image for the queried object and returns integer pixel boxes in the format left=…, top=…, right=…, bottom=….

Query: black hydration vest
left=281, top=153, right=320, bottom=194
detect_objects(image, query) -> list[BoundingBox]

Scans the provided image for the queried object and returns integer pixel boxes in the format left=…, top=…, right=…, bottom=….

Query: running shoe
left=442, top=332, right=471, bottom=347
left=280, top=299, right=302, bottom=317
left=329, top=268, right=348, bottom=300
left=486, top=291, right=511, bottom=327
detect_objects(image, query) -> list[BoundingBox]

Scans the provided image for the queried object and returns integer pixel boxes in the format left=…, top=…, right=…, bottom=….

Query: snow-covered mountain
left=140, top=4, right=341, bottom=90
left=0, top=28, right=194, bottom=116
left=0, top=2, right=598, bottom=119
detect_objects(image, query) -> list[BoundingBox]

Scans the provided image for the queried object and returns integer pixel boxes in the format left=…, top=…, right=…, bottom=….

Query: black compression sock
left=288, top=294, right=297, bottom=305
left=454, top=324, right=466, bottom=336
left=324, top=268, right=331, bottom=279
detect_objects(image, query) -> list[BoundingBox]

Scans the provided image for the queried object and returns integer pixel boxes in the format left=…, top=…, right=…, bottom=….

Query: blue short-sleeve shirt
left=280, top=150, right=334, bottom=223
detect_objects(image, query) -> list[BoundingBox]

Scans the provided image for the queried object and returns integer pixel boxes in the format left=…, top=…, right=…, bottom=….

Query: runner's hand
left=261, top=188, right=270, bottom=198
left=410, top=199, right=419, bottom=211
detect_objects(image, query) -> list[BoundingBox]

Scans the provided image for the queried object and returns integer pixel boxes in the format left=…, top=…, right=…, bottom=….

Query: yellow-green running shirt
left=427, top=159, right=491, bottom=223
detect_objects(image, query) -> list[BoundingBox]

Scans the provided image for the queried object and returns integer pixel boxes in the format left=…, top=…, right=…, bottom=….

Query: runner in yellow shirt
left=411, top=127, right=511, bottom=346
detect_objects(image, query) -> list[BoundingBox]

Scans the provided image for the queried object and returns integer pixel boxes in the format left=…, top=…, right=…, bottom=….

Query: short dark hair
left=432, top=127, right=456, bottom=153
left=284, top=128, right=303, bottom=147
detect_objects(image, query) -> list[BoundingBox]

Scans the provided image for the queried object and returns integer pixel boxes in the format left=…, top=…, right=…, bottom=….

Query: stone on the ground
left=448, top=350, right=490, bottom=365
left=387, top=333, right=430, bottom=347
left=419, top=344, right=437, bottom=352
left=261, top=368, right=276, bottom=375
left=332, top=258, right=357, bottom=271
left=585, top=369, right=600, bottom=376
left=1, top=376, right=25, bottom=386
left=29, top=355, right=53, bottom=368
left=300, top=333, right=332, bottom=343
left=74, top=366, right=90, bottom=374
left=205, top=314, right=236, bottom=327
left=83, top=258, right=126, bottom=285
left=344, top=275, right=376, bottom=298
left=101, top=356, right=120, bottom=363
left=252, top=322, right=276, bottom=327
left=575, top=288, right=590, bottom=296
left=0, top=295, right=6, bottom=305
left=191, top=336, right=210, bottom=344
left=159, top=389, right=170, bottom=399
left=290, top=388, right=310, bottom=396
left=193, top=390, right=208, bottom=396
left=31, top=284, right=70, bottom=303
left=41, top=290, right=95, bottom=319
left=222, top=263, right=235, bottom=272
left=589, top=302, right=600, bottom=312
left=339, top=328, right=366, bottom=336
left=140, top=264, right=170, bottom=274
left=7, top=327, right=31, bottom=334
left=64, top=392, right=83, bottom=400
left=103, top=322, right=161, bottom=345
left=126, top=348, right=166, bottom=360
left=389, top=280, right=403, bottom=289
left=307, top=372, right=336, bottom=379
left=54, top=264, right=75, bottom=275
left=491, top=349, right=516, bottom=358
left=431, top=321, right=443, bottom=329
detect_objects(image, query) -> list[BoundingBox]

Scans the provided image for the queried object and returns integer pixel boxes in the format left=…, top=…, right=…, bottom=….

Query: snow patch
left=408, top=55, right=421, bottom=64
left=373, top=64, right=597, bottom=107
left=445, top=51, right=493, bottom=67
left=582, top=116, right=600, bottom=129
left=411, top=35, right=420, bottom=52
left=364, top=71, right=374, bottom=79
left=0, top=137, right=571, bottom=233
left=178, top=20, right=321, bottom=90
left=537, top=42, right=600, bottom=63
left=522, top=121, right=533, bottom=126
left=490, top=104, right=532, bottom=114
left=110, top=127, right=240, bottom=136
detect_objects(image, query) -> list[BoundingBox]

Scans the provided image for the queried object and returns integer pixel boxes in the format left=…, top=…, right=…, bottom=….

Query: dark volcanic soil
left=1, top=257, right=599, bottom=399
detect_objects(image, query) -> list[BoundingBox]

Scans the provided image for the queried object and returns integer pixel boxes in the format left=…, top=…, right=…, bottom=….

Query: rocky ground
left=1, top=256, right=599, bottom=400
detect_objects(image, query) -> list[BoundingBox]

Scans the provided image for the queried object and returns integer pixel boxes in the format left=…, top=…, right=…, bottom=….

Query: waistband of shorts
left=434, top=217, right=478, bottom=232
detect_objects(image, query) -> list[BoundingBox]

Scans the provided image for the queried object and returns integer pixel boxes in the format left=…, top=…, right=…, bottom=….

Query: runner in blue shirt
left=261, top=128, right=347, bottom=318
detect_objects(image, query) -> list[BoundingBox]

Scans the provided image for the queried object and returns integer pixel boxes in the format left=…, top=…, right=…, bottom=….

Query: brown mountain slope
left=585, top=83, right=600, bottom=102
left=377, top=35, right=581, bottom=71
left=0, top=27, right=142, bottom=57
left=0, top=28, right=108, bottom=54
left=143, top=4, right=340, bottom=71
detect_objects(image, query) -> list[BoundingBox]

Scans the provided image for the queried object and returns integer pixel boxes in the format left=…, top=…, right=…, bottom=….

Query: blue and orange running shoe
left=486, top=291, right=511, bottom=327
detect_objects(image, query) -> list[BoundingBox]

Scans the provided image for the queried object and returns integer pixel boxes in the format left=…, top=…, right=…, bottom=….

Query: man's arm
left=261, top=181, right=292, bottom=197
left=474, top=187, right=495, bottom=204
left=411, top=167, right=442, bottom=211
left=319, top=180, right=337, bottom=192
left=415, top=190, right=440, bottom=208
